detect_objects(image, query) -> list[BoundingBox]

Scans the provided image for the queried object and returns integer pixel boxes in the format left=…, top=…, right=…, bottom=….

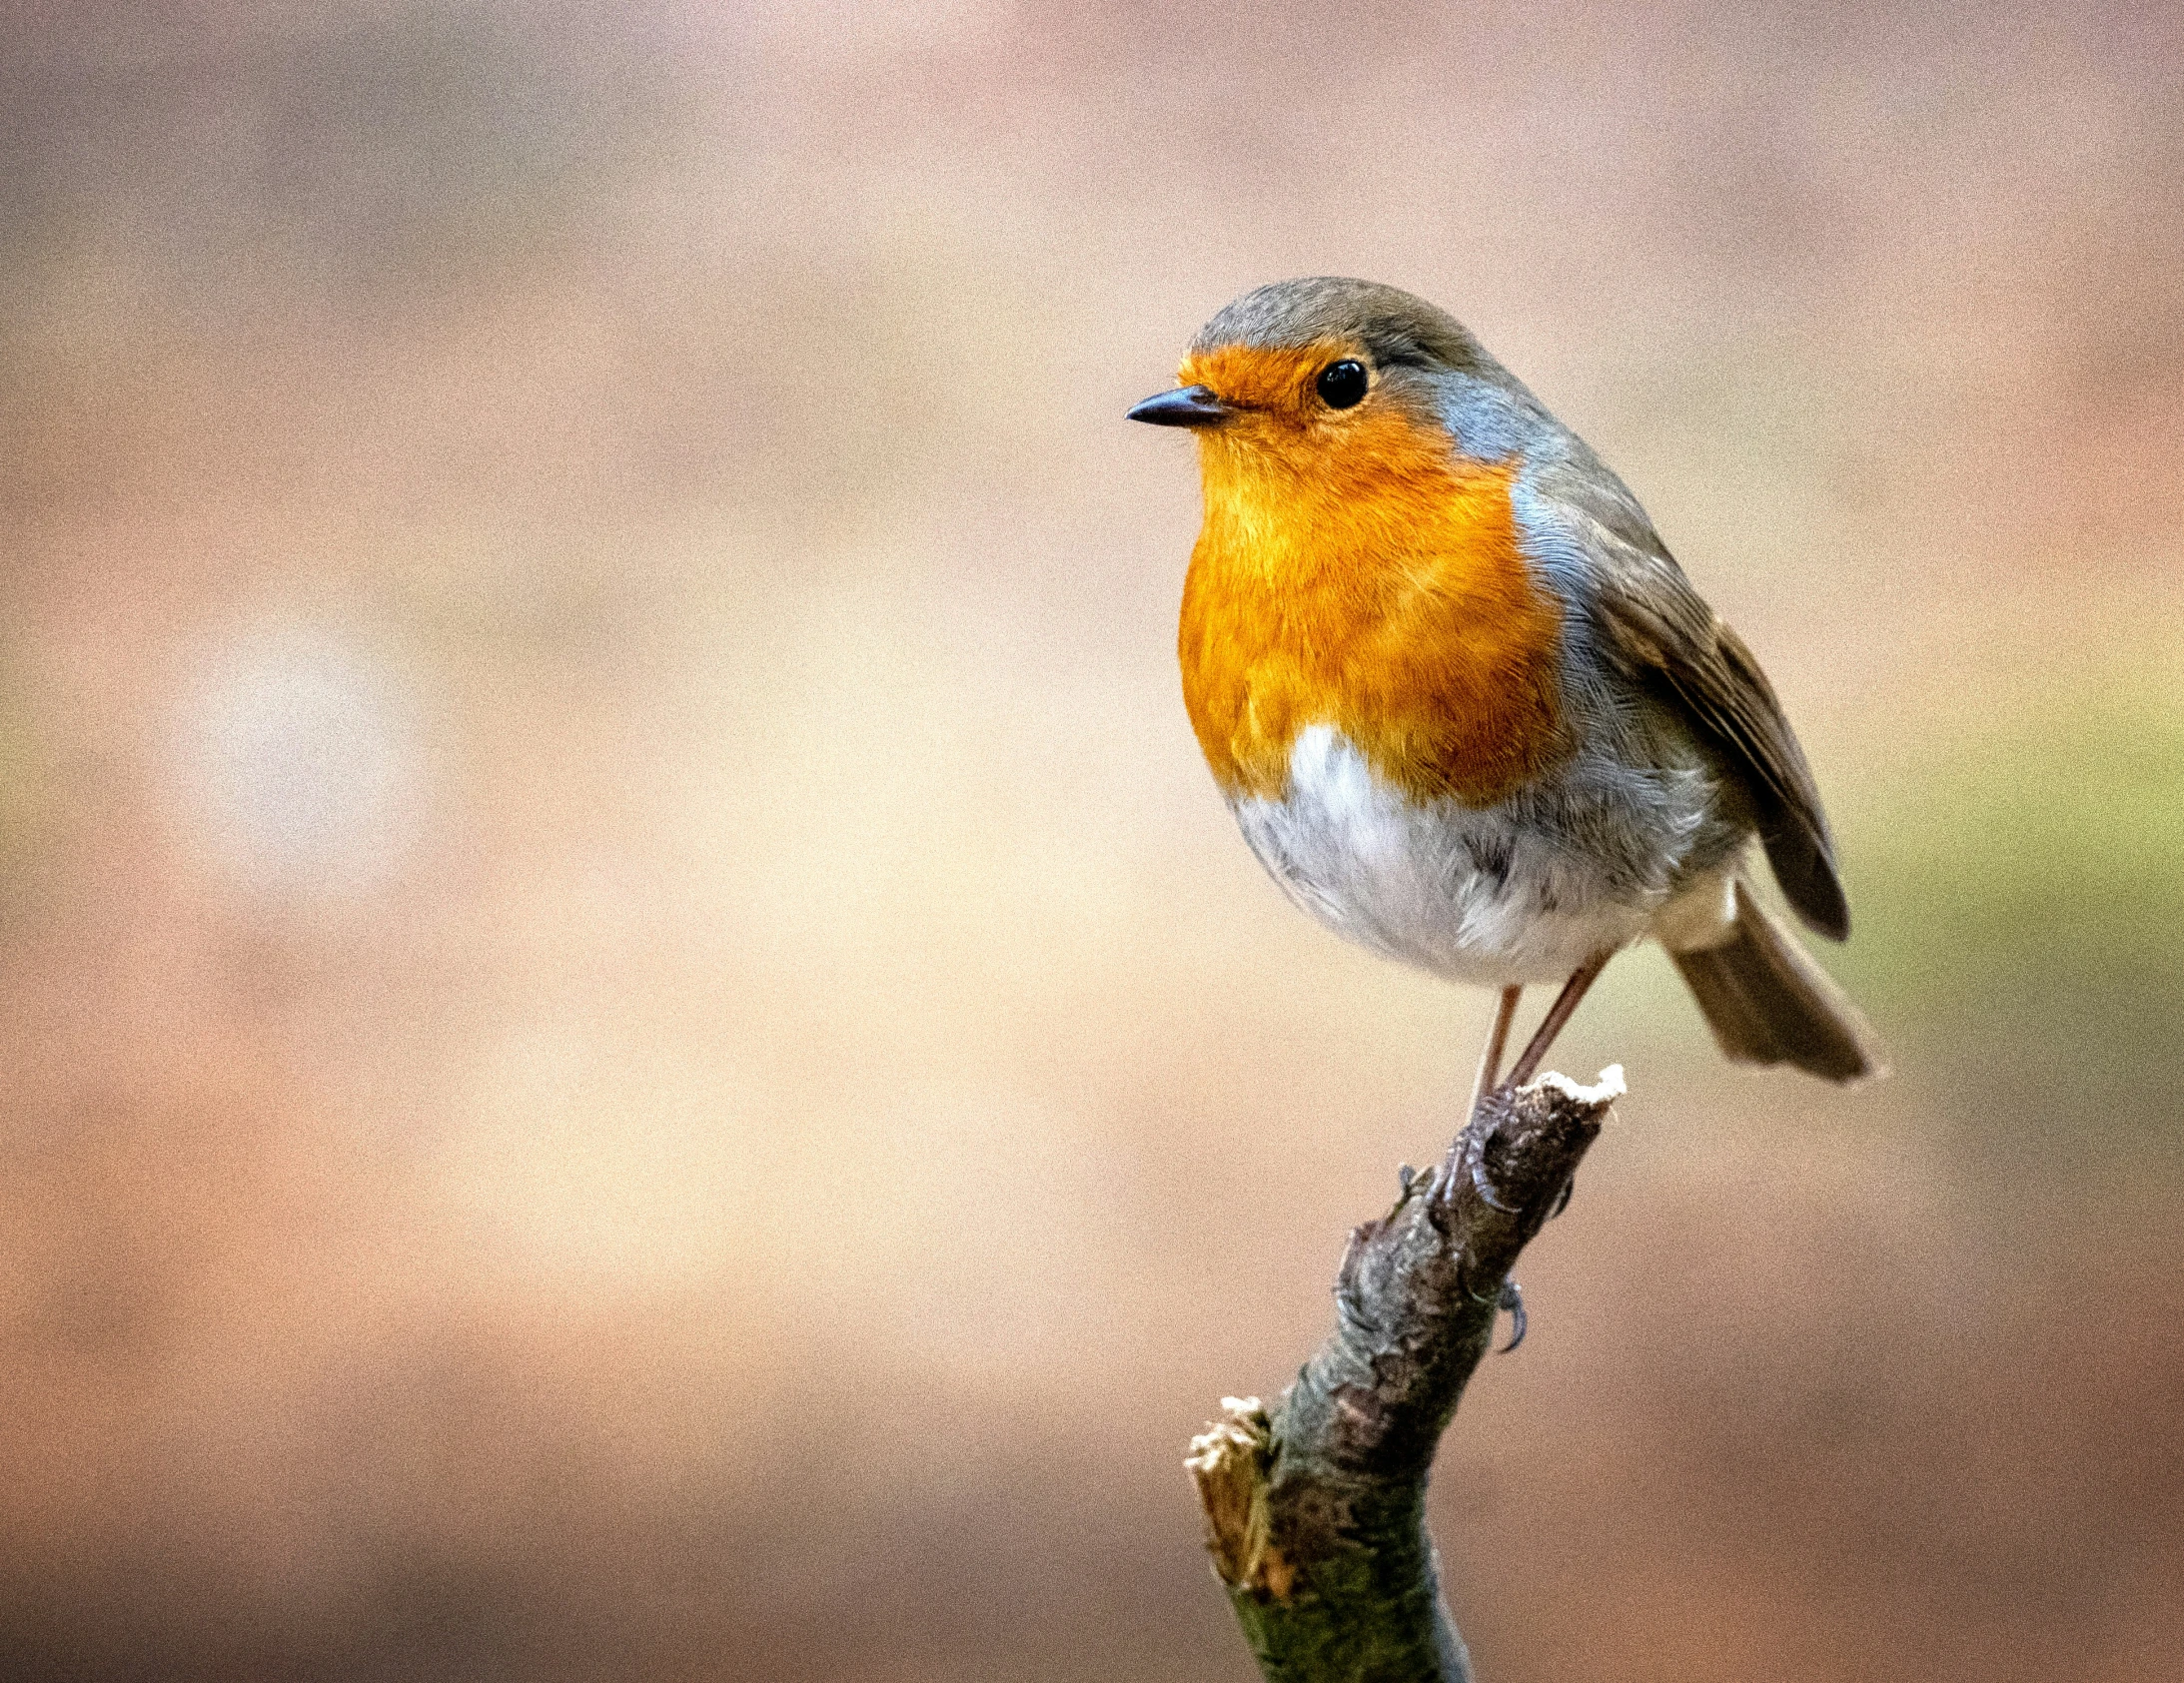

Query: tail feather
left=1669, top=881, right=1887, bottom=1084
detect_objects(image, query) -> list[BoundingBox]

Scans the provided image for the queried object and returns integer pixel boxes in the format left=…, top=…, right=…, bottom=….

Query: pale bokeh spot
left=175, top=614, right=425, bottom=903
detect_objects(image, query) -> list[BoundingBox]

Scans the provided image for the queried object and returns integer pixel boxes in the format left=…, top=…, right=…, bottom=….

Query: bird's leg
left=1503, top=951, right=1613, bottom=1089
left=1461, top=988, right=1525, bottom=1213
left=1465, top=959, right=1607, bottom=1221
left=1465, top=986, right=1523, bottom=1121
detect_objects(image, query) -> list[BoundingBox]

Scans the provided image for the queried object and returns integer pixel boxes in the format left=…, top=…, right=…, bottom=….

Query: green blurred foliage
left=1846, top=679, right=2184, bottom=1143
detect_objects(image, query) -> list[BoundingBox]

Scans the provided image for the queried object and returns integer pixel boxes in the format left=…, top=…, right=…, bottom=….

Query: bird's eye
left=1316, top=360, right=1369, bottom=410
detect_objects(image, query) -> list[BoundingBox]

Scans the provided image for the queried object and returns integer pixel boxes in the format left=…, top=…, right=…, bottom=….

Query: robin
left=1129, top=278, right=1884, bottom=1113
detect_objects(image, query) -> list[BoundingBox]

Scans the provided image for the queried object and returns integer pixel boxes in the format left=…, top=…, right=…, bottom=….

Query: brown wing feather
left=1591, top=551, right=1850, bottom=940
left=1527, top=453, right=1851, bottom=941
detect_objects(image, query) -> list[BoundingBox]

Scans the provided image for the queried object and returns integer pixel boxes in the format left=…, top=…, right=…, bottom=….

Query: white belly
left=1230, top=725, right=1719, bottom=987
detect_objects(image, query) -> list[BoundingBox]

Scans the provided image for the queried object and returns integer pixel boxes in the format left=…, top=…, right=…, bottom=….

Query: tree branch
left=1187, top=1067, right=1625, bottom=1683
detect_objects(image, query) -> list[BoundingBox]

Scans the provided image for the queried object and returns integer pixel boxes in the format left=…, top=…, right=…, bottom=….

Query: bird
left=1128, top=277, right=1884, bottom=1118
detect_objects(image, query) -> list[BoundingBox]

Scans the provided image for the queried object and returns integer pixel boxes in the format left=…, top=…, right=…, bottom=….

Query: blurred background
left=2, top=2, right=2180, bottom=1678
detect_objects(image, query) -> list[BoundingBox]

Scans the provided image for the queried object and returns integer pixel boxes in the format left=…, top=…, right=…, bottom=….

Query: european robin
left=1129, top=278, right=1884, bottom=1103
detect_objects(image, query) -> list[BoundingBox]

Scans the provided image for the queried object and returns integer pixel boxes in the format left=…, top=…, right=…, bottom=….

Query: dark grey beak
left=1126, top=385, right=1232, bottom=427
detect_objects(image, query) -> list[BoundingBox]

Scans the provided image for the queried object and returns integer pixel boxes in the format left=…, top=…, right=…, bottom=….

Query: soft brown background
left=3, top=3, right=2181, bottom=1679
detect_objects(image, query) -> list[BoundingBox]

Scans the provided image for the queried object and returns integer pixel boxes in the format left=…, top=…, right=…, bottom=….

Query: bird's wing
left=1532, top=459, right=1851, bottom=940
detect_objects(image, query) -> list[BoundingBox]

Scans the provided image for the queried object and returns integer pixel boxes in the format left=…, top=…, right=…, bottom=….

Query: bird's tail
left=1668, top=879, right=1888, bottom=1084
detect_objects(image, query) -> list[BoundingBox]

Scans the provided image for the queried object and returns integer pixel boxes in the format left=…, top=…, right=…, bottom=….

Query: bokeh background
left=3, top=3, right=2181, bottom=1679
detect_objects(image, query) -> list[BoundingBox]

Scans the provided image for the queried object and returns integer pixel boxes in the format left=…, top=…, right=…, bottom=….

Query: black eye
left=1316, top=359, right=1368, bottom=410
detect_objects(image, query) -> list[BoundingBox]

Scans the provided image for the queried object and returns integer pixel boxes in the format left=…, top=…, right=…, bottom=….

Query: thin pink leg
left=1466, top=986, right=1522, bottom=1119
left=1504, top=952, right=1613, bottom=1089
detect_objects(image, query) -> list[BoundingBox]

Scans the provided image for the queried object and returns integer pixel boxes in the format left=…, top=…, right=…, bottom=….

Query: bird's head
left=1128, top=278, right=1512, bottom=508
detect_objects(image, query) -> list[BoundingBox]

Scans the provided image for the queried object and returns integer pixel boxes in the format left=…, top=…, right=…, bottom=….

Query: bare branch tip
left=1532, top=1064, right=1626, bottom=1112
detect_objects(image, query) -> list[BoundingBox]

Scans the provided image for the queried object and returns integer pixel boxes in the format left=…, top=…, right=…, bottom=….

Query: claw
left=1549, top=1175, right=1575, bottom=1220
left=1469, top=1143, right=1518, bottom=1213
left=1497, top=1278, right=1527, bottom=1353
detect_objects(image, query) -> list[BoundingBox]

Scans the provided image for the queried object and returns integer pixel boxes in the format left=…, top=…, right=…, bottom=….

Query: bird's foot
left=1467, top=1141, right=1520, bottom=1213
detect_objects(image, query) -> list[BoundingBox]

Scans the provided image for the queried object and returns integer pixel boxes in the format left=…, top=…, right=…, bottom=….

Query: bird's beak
left=1126, top=385, right=1232, bottom=427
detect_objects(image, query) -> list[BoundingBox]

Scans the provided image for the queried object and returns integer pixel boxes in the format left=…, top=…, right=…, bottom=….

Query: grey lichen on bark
left=1188, top=1068, right=1625, bottom=1683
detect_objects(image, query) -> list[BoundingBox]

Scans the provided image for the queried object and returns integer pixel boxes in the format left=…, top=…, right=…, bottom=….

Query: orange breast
left=1176, top=380, right=1568, bottom=807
